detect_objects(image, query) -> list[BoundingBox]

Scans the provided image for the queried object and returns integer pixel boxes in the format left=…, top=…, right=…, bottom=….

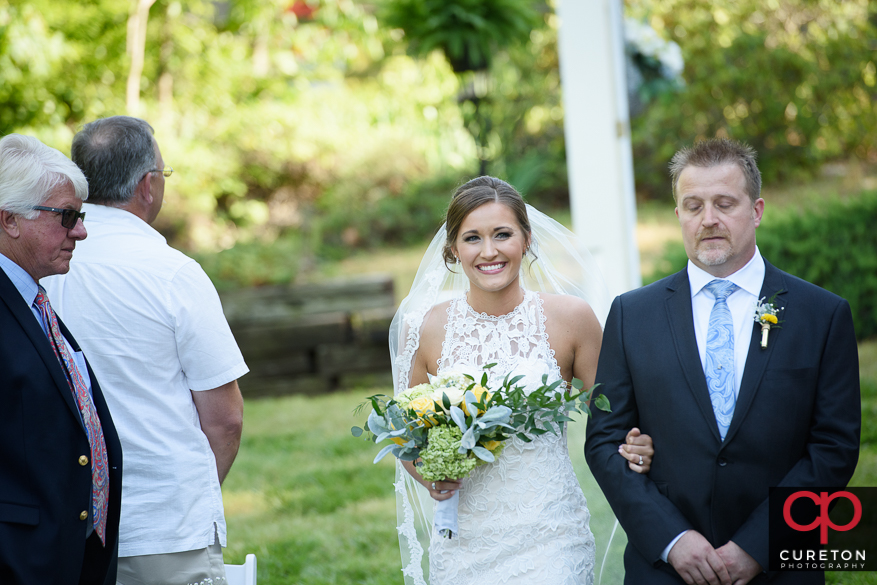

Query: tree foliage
left=380, top=0, right=540, bottom=72
left=627, top=0, right=877, bottom=198
left=2, top=0, right=876, bottom=277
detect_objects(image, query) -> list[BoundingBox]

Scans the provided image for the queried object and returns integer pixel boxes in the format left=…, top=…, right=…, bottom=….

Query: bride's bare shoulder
left=538, top=293, right=600, bottom=333
left=419, top=299, right=452, bottom=343
left=538, top=292, right=594, bottom=317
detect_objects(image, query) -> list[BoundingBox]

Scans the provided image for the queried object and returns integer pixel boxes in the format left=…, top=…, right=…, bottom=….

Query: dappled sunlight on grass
left=223, top=489, right=271, bottom=517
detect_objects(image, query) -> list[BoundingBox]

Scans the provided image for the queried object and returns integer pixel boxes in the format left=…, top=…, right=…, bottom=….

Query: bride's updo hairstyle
left=442, top=176, right=532, bottom=269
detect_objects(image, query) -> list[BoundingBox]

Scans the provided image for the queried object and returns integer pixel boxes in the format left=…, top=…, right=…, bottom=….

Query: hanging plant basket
left=382, top=0, right=540, bottom=73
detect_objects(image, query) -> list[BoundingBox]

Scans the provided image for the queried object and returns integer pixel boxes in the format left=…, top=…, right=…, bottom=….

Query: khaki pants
left=116, top=532, right=227, bottom=585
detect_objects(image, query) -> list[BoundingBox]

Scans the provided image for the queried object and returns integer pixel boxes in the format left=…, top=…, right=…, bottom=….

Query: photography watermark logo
left=770, top=487, right=876, bottom=571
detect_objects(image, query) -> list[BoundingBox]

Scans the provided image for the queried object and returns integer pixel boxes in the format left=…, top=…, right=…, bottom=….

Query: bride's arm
left=399, top=306, right=461, bottom=500
left=559, top=295, right=655, bottom=474
left=402, top=349, right=461, bottom=500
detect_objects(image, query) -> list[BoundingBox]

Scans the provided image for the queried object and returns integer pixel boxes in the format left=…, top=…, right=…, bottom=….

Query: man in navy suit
left=0, top=134, right=122, bottom=584
left=586, top=138, right=860, bottom=585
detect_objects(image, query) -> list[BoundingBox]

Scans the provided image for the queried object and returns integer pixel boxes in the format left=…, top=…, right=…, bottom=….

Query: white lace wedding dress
left=429, top=289, right=596, bottom=585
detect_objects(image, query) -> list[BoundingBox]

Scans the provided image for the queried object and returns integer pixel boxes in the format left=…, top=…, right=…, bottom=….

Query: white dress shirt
left=661, top=247, right=766, bottom=562
left=43, top=203, right=248, bottom=557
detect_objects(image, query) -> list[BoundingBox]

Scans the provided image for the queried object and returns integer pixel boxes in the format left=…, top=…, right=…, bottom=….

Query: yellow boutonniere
left=753, top=292, right=784, bottom=349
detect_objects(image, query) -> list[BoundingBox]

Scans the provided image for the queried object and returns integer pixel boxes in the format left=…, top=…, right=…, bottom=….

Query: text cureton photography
left=769, top=487, right=876, bottom=572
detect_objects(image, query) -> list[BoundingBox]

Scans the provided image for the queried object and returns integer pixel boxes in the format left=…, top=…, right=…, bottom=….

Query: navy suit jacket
left=0, top=268, right=122, bottom=585
left=585, top=260, right=860, bottom=584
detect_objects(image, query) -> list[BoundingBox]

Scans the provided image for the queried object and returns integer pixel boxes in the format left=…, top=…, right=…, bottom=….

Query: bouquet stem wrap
left=434, top=491, right=459, bottom=538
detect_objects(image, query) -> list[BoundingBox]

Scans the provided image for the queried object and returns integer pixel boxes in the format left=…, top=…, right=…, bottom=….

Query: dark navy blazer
left=0, top=268, right=122, bottom=585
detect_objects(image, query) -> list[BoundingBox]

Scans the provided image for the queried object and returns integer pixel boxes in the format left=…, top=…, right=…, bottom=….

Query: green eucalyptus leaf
left=506, top=374, right=525, bottom=387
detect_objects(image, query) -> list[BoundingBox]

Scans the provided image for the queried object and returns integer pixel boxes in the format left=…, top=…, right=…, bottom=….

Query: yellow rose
left=761, top=314, right=778, bottom=324
left=462, top=385, right=492, bottom=416
left=481, top=440, right=501, bottom=451
left=409, top=396, right=438, bottom=426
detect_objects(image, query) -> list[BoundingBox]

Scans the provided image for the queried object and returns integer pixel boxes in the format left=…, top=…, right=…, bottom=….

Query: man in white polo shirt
left=44, top=116, right=248, bottom=585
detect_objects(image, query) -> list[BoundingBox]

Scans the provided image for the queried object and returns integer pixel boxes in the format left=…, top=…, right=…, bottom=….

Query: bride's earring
left=455, top=256, right=460, bottom=264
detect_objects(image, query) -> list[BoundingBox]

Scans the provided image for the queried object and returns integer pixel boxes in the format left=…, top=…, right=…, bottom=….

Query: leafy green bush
left=627, top=0, right=877, bottom=198
left=380, top=0, right=540, bottom=72
left=314, top=173, right=458, bottom=260
left=646, top=190, right=877, bottom=340
left=193, top=231, right=304, bottom=291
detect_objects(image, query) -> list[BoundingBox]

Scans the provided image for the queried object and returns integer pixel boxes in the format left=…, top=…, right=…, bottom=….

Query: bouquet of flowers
left=351, top=367, right=609, bottom=537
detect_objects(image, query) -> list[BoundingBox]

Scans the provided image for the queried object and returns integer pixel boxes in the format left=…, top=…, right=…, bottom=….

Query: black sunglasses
left=31, top=206, right=86, bottom=229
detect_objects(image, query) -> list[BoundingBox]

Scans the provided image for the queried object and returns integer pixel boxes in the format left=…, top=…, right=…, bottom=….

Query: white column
left=557, top=0, right=641, bottom=297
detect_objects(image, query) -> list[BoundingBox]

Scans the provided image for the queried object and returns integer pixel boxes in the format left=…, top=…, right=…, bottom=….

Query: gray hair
left=669, top=138, right=762, bottom=203
left=0, top=134, right=88, bottom=218
left=71, top=116, right=156, bottom=205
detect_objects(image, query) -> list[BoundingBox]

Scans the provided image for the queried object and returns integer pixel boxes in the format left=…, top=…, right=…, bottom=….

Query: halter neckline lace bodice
left=439, top=289, right=562, bottom=389
left=461, top=289, right=528, bottom=320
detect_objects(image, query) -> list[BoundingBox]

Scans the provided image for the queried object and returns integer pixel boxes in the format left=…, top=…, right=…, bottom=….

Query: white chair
left=224, top=553, right=257, bottom=585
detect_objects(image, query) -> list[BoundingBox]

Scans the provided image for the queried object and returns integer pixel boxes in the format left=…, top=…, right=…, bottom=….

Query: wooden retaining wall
left=219, top=274, right=395, bottom=397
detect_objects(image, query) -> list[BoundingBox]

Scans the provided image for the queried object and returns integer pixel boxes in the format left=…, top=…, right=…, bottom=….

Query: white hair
left=0, top=134, right=88, bottom=219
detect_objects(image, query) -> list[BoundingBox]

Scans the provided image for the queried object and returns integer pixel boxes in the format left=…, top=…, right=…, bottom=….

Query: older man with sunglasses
left=43, top=116, right=248, bottom=585
left=0, top=134, right=123, bottom=584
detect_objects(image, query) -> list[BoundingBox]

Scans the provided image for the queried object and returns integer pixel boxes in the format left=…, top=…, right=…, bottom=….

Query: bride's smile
left=476, top=262, right=506, bottom=273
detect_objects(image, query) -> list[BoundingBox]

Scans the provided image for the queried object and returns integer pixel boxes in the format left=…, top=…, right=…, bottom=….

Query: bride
left=389, top=176, right=654, bottom=584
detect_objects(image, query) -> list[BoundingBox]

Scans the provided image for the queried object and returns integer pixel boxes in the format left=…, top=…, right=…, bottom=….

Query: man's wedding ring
left=431, top=482, right=436, bottom=490
left=638, top=456, right=644, bottom=466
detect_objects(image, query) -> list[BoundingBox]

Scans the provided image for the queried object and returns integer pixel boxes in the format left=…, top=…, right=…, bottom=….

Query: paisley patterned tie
left=34, top=286, right=109, bottom=544
left=704, top=279, right=739, bottom=441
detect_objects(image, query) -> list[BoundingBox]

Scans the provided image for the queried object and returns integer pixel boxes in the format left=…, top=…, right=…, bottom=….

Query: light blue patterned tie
left=704, top=279, right=739, bottom=441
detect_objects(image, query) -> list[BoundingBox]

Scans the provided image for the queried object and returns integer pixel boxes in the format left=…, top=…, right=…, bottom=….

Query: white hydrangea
left=624, top=17, right=684, bottom=80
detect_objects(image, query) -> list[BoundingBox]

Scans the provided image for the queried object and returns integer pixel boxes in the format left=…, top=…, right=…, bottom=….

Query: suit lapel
left=0, top=269, right=85, bottom=429
left=724, top=261, right=788, bottom=444
left=664, top=270, right=723, bottom=443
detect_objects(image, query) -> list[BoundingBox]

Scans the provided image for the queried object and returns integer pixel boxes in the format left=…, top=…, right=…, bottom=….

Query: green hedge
left=646, top=190, right=877, bottom=340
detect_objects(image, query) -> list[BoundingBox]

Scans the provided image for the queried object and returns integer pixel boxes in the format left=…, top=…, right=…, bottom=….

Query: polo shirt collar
left=83, top=203, right=167, bottom=243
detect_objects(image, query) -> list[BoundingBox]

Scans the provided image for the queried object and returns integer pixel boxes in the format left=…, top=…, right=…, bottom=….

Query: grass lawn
left=222, top=341, right=877, bottom=584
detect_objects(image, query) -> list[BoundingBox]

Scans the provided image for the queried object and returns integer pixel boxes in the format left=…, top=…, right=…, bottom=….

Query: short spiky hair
left=669, top=138, right=762, bottom=203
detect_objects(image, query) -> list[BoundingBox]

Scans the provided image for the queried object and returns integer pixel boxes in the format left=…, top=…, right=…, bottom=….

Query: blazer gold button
left=79, top=511, right=88, bottom=520
left=79, top=455, right=89, bottom=466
